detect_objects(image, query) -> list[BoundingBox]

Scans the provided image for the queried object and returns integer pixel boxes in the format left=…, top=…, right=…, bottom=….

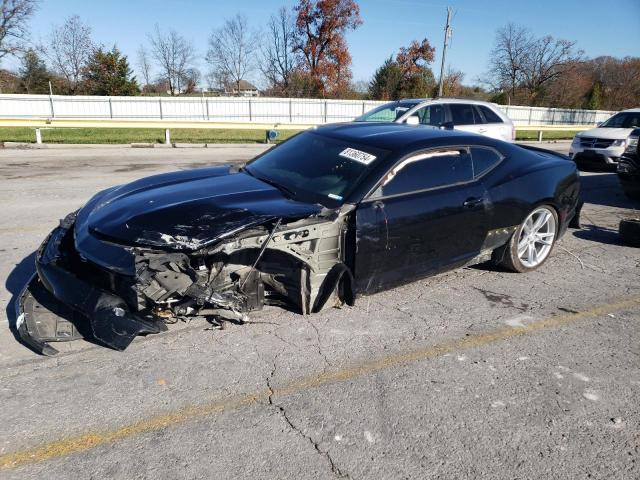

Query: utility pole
left=437, top=6, right=453, bottom=98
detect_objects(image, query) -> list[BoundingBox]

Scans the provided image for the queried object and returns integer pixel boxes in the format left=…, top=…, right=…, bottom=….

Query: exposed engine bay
left=133, top=208, right=355, bottom=324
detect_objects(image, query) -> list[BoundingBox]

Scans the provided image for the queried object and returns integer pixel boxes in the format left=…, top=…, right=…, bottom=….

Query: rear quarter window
left=478, top=106, right=503, bottom=124
left=470, top=147, right=503, bottom=177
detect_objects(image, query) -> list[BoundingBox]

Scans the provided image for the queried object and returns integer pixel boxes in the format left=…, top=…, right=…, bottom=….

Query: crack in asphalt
left=306, top=317, right=333, bottom=372
left=266, top=349, right=350, bottom=480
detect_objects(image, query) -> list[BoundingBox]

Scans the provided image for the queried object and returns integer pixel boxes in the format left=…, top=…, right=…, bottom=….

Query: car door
left=354, top=147, right=491, bottom=294
left=474, top=105, right=512, bottom=142
left=447, top=103, right=484, bottom=136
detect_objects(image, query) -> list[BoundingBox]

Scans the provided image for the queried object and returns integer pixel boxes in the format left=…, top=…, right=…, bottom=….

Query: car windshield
left=601, top=112, right=640, bottom=128
left=355, top=101, right=421, bottom=122
left=244, top=131, right=388, bottom=207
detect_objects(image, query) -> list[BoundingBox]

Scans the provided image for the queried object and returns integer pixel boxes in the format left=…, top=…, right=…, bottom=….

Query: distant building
left=224, top=80, right=260, bottom=97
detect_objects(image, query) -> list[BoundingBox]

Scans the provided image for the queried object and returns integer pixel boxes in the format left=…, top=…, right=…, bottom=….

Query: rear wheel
left=497, top=206, right=558, bottom=273
left=620, top=181, right=640, bottom=201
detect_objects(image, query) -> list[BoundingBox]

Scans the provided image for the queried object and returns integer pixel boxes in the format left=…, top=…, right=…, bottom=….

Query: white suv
left=354, top=98, right=515, bottom=142
left=569, top=108, right=640, bottom=166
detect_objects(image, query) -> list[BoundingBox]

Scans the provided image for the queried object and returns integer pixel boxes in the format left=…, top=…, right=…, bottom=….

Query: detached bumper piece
left=16, top=275, right=84, bottom=356
left=17, top=220, right=166, bottom=356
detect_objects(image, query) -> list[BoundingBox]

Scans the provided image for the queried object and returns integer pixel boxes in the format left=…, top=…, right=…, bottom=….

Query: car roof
left=390, top=98, right=500, bottom=107
left=311, top=122, right=492, bottom=151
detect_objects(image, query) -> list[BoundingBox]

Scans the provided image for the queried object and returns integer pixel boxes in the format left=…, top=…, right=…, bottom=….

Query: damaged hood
left=76, top=166, right=322, bottom=251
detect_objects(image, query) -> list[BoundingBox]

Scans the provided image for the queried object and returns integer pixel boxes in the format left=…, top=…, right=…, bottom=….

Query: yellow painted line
left=1, top=294, right=639, bottom=470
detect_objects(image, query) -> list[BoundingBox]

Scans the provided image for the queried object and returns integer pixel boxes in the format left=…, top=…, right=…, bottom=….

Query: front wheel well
left=311, top=263, right=355, bottom=313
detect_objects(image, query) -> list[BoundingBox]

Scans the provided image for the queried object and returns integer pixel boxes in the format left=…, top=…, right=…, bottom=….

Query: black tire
left=621, top=185, right=640, bottom=201
left=494, top=205, right=559, bottom=273
left=619, top=219, right=640, bottom=247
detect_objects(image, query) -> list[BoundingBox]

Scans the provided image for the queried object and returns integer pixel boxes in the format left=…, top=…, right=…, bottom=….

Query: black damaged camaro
left=17, top=123, right=581, bottom=355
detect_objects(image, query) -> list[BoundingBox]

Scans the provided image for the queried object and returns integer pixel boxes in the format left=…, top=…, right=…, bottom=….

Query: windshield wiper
left=251, top=173, right=297, bottom=198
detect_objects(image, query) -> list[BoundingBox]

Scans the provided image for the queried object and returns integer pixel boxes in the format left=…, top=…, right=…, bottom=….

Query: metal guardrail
left=0, top=118, right=593, bottom=130
left=0, top=118, right=314, bottom=130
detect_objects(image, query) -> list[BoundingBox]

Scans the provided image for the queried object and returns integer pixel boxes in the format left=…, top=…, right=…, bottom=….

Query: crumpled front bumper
left=16, top=214, right=166, bottom=356
left=15, top=273, right=84, bottom=356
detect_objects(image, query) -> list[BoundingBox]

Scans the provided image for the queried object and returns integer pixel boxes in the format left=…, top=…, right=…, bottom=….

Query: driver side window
left=373, top=148, right=473, bottom=198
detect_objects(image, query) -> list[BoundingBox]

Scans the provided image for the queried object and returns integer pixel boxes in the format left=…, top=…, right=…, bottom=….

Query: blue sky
left=7, top=0, right=640, bottom=87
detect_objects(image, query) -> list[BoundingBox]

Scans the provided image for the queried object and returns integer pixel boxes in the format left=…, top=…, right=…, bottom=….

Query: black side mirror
left=439, top=121, right=454, bottom=130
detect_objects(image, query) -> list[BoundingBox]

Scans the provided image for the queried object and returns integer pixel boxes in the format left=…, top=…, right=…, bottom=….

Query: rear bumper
left=564, top=197, right=583, bottom=232
left=17, top=217, right=166, bottom=355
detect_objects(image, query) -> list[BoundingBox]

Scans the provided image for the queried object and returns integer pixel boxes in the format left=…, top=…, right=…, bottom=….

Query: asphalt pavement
left=0, top=141, right=638, bottom=479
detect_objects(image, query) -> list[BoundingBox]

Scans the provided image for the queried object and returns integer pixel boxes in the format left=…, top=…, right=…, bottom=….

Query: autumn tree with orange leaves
left=293, top=0, right=362, bottom=98
left=369, top=38, right=437, bottom=100
left=396, top=39, right=435, bottom=78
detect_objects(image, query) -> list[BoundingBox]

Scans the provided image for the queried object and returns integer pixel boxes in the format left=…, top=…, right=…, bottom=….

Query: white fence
left=0, top=94, right=616, bottom=126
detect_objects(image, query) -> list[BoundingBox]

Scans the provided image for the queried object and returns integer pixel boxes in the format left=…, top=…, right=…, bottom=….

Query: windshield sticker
left=339, top=147, right=377, bottom=165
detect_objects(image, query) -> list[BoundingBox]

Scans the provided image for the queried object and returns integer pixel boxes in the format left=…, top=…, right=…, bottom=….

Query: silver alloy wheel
left=517, top=207, right=557, bottom=268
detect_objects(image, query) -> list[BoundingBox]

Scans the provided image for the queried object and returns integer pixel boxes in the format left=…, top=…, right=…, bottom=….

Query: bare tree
left=182, top=67, right=200, bottom=93
left=591, top=56, right=640, bottom=110
left=206, top=14, right=259, bottom=95
left=441, top=67, right=465, bottom=96
left=520, top=35, right=582, bottom=103
left=148, top=25, right=195, bottom=95
left=487, top=23, right=532, bottom=98
left=0, top=0, right=38, bottom=61
left=204, top=70, right=216, bottom=91
left=487, top=23, right=582, bottom=105
left=44, top=15, right=93, bottom=93
left=136, top=45, right=153, bottom=91
left=259, top=7, right=297, bottom=94
left=205, top=69, right=230, bottom=93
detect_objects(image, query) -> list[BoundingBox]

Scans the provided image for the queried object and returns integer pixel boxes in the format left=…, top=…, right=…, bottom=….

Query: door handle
left=373, top=200, right=384, bottom=209
left=463, top=197, right=483, bottom=208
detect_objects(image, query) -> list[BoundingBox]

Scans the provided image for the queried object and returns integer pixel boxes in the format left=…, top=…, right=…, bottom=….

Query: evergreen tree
left=400, top=67, right=435, bottom=98
left=83, top=46, right=139, bottom=96
left=368, top=57, right=403, bottom=100
left=586, top=81, right=602, bottom=110
left=19, top=49, right=51, bottom=94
